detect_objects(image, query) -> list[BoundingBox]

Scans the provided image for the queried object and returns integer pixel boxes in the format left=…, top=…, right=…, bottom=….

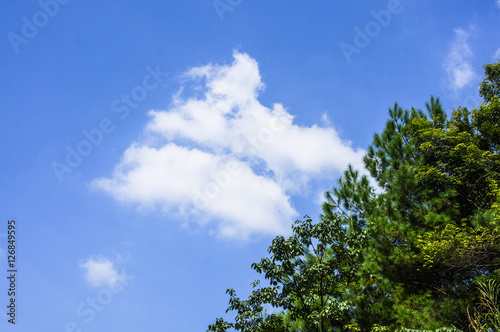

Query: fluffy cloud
left=80, top=256, right=125, bottom=288
left=443, top=27, right=476, bottom=90
left=90, top=51, right=365, bottom=239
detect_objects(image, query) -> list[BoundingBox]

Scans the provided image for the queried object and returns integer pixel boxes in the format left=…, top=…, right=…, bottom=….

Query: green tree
left=208, top=63, right=500, bottom=332
left=208, top=211, right=366, bottom=332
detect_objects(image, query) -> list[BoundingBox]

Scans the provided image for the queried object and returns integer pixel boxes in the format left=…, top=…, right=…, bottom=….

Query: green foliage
left=468, top=280, right=500, bottom=332
left=397, top=328, right=461, bottom=332
left=208, top=212, right=365, bottom=332
left=473, top=95, right=500, bottom=152
left=208, top=63, right=500, bottom=332
left=479, top=62, right=500, bottom=103
left=207, top=286, right=288, bottom=332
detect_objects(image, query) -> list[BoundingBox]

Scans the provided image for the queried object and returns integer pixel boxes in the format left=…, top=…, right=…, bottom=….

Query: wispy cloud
left=494, top=48, right=500, bottom=62
left=497, top=0, right=500, bottom=9
left=443, top=27, right=476, bottom=90
left=90, top=51, right=365, bottom=239
left=80, top=256, right=126, bottom=288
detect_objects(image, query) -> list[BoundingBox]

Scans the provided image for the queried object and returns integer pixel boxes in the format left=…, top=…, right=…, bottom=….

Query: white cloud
left=497, top=0, right=500, bottom=9
left=90, top=51, right=366, bottom=239
left=443, top=27, right=476, bottom=90
left=80, top=256, right=124, bottom=288
left=494, top=48, right=500, bottom=62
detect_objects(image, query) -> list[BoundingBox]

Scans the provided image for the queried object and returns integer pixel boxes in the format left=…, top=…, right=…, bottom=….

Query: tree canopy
left=208, top=62, right=500, bottom=332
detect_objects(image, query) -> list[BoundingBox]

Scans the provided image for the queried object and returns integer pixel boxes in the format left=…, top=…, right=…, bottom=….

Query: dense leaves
left=208, top=63, right=500, bottom=332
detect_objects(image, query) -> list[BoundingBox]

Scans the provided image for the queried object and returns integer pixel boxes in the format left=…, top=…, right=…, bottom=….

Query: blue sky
left=1, top=0, right=500, bottom=331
